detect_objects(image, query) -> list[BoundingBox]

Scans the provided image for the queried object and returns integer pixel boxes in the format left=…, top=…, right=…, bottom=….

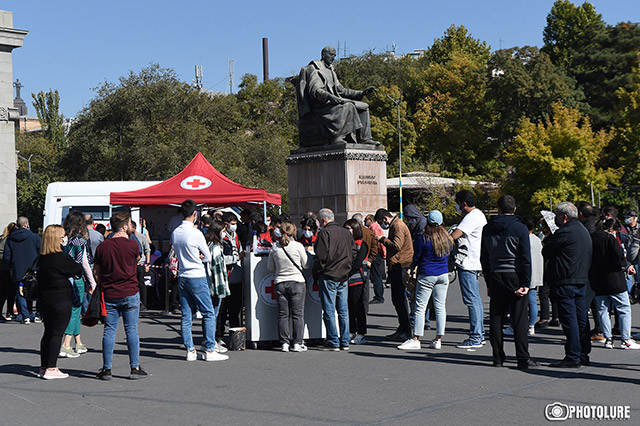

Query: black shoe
left=549, top=359, right=581, bottom=369
left=129, top=366, right=148, bottom=379
left=548, top=319, right=560, bottom=327
left=580, top=357, right=590, bottom=366
left=517, top=359, right=540, bottom=370
left=96, top=368, right=112, bottom=381
left=493, top=358, right=505, bottom=367
left=369, top=298, right=383, bottom=304
left=534, top=320, right=549, bottom=329
left=321, top=342, right=340, bottom=351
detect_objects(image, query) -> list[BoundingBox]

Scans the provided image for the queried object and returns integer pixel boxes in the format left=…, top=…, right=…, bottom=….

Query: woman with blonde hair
left=267, top=221, right=309, bottom=352
left=37, top=225, right=82, bottom=379
left=398, top=210, right=454, bottom=351
left=59, top=210, right=97, bottom=357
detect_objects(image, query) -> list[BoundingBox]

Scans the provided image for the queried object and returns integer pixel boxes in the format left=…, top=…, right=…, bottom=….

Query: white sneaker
left=195, top=311, right=203, bottom=319
left=215, top=344, right=228, bottom=353
left=186, top=350, right=198, bottom=361
left=429, top=339, right=441, bottom=350
left=22, top=318, right=31, bottom=325
left=621, top=339, right=640, bottom=350
left=281, top=343, right=290, bottom=352
left=43, top=368, right=69, bottom=380
left=205, top=350, right=229, bottom=361
left=503, top=326, right=514, bottom=336
left=352, top=334, right=367, bottom=345
left=528, top=326, right=535, bottom=336
left=291, top=343, right=307, bottom=352
left=397, top=339, right=421, bottom=350
left=216, top=338, right=227, bottom=347
left=604, top=338, right=614, bottom=349
left=33, top=317, right=42, bottom=324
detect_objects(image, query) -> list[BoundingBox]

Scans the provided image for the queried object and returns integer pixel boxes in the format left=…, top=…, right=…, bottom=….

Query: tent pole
left=263, top=201, right=267, bottom=223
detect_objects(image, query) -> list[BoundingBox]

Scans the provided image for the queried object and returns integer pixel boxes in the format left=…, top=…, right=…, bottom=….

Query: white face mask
left=303, top=230, right=314, bottom=238
left=228, top=224, right=237, bottom=233
left=273, top=228, right=282, bottom=238
left=265, top=220, right=271, bottom=227
left=61, top=236, right=68, bottom=246
left=625, top=218, right=632, bottom=225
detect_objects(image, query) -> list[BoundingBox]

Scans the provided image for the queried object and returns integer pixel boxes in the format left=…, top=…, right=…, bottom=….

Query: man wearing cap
left=480, top=195, right=538, bottom=369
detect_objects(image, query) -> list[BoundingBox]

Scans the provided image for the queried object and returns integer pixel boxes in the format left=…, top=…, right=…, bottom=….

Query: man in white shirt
left=451, top=190, right=487, bottom=348
left=171, top=199, right=228, bottom=362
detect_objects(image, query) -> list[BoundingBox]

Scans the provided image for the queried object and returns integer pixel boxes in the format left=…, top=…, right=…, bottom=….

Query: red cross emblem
left=264, top=280, right=276, bottom=300
left=186, top=178, right=205, bottom=188
left=180, top=175, right=211, bottom=190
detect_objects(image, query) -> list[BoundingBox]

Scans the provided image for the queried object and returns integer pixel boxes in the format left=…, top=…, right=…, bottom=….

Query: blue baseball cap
left=427, top=210, right=443, bottom=225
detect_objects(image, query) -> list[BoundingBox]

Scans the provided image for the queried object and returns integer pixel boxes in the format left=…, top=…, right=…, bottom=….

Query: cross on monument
left=186, top=178, right=205, bottom=188
left=264, top=280, right=276, bottom=300
left=13, top=79, right=23, bottom=99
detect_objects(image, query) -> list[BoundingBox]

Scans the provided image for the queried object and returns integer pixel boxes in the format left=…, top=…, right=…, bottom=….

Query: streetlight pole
left=17, top=153, right=33, bottom=177
left=384, top=92, right=403, bottom=219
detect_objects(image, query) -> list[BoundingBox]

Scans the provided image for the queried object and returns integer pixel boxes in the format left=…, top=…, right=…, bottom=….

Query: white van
left=42, top=181, right=162, bottom=229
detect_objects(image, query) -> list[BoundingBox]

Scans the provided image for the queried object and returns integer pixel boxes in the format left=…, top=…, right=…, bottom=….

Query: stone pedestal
left=0, top=11, right=27, bottom=227
left=287, top=144, right=387, bottom=224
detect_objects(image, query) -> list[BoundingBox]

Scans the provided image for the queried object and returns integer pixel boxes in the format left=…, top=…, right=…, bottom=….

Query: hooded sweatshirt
left=3, top=227, right=41, bottom=281
left=403, top=205, right=427, bottom=242
left=480, top=214, right=531, bottom=289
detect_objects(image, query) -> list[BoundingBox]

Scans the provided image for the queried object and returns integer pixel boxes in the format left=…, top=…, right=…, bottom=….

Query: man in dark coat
left=542, top=202, right=593, bottom=368
left=3, top=216, right=41, bottom=323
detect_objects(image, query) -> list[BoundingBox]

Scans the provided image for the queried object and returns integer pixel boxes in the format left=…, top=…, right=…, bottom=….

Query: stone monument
left=0, top=11, right=27, bottom=227
left=287, top=46, right=387, bottom=224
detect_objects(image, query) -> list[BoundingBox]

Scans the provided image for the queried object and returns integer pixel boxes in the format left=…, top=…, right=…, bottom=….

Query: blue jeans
left=178, top=276, right=216, bottom=351
left=528, top=289, right=538, bottom=327
left=15, top=286, right=30, bottom=320
left=103, top=293, right=140, bottom=370
left=596, top=292, right=633, bottom=340
left=319, top=275, right=349, bottom=347
left=414, top=273, right=449, bottom=336
left=458, top=269, right=485, bottom=342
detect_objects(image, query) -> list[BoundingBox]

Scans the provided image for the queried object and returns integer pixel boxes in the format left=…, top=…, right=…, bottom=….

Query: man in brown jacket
left=374, top=208, right=413, bottom=340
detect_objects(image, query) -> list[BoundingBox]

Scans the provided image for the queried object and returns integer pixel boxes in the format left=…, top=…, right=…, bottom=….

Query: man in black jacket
left=542, top=202, right=593, bottom=368
left=313, top=208, right=353, bottom=350
left=3, top=216, right=41, bottom=323
left=481, top=195, right=537, bottom=369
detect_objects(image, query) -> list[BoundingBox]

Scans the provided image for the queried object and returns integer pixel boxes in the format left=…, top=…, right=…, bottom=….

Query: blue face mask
left=455, top=204, right=462, bottom=214
left=303, top=230, right=314, bottom=238
left=273, top=228, right=282, bottom=238
left=380, top=222, right=389, bottom=230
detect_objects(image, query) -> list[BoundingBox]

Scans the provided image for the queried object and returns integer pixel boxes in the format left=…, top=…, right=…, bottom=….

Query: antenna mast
left=193, top=65, right=203, bottom=89
left=228, top=59, right=235, bottom=94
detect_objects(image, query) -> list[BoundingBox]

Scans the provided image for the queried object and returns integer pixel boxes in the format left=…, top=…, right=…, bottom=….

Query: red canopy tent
left=109, top=152, right=281, bottom=207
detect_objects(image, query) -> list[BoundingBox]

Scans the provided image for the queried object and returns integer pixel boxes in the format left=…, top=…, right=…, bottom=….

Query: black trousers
left=388, top=267, right=410, bottom=333
left=370, top=255, right=385, bottom=302
left=39, top=290, right=72, bottom=368
left=553, top=284, right=591, bottom=364
left=488, top=272, right=530, bottom=364
left=0, top=269, right=16, bottom=317
left=275, top=281, right=305, bottom=345
left=348, top=283, right=367, bottom=335
left=136, top=265, right=147, bottom=308
left=216, top=281, right=243, bottom=338
left=538, top=282, right=558, bottom=321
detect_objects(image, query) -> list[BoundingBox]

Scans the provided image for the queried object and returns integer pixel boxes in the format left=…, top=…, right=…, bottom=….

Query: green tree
left=412, top=53, right=499, bottom=177
left=31, top=89, right=66, bottom=151
left=487, top=46, right=580, bottom=146
left=610, top=60, right=640, bottom=183
left=542, top=0, right=605, bottom=70
left=425, top=24, right=491, bottom=65
left=504, top=103, right=619, bottom=214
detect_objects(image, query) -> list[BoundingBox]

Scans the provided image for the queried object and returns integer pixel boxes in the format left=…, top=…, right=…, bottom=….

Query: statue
left=294, top=46, right=379, bottom=147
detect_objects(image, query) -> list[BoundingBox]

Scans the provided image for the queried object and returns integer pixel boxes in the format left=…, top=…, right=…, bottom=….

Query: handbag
left=82, top=284, right=106, bottom=327
left=403, top=267, right=417, bottom=293
left=20, top=256, right=40, bottom=300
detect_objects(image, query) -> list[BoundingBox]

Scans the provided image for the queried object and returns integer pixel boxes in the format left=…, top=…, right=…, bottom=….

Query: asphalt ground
left=1, top=278, right=639, bottom=426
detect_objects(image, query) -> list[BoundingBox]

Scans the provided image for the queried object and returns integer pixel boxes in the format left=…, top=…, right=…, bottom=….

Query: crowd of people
left=1, top=191, right=639, bottom=380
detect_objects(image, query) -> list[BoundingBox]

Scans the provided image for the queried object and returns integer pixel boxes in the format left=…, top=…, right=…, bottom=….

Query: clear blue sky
left=9, top=0, right=639, bottom=117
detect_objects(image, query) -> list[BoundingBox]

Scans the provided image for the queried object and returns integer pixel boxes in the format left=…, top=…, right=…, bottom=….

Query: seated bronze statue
left=294, top=46, right=379, bottom=147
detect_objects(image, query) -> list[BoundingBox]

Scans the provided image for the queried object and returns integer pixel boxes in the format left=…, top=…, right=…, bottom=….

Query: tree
left=32, top=89, right=66, bottom=151
left=487, top=46, right=581, bottom=146
left=425, top=24, right=491, bottom=65
left=504, top=103, right=620, bottom=214
left=412, top=53, right=499, bottom=177
left=542, top=0, right=605, bottom=70
left=610, top=60, right=640, bottom=183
